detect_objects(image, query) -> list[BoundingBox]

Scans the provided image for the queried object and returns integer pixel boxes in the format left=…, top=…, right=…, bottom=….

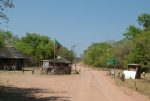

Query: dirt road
left=0, top=65, right=149, bottom=101
left=70, top=70, right=148, bottom=101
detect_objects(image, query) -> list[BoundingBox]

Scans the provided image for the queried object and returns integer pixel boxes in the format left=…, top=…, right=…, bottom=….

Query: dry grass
left=114, top=73, right=150, bottom=96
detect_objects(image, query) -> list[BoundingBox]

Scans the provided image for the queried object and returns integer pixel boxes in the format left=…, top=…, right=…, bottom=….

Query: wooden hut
left=124, top=64, right=142, bottom=79
left=0, top=46, right=26, bottom=70
left=127, top=64, right=142, bottom=79
left=40, top=58, right=71, bottom=75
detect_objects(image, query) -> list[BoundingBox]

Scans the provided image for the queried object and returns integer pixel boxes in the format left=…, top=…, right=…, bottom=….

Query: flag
left=53, top=39, right=62, bottom=67
left=55, top=39, right=62, bottom=50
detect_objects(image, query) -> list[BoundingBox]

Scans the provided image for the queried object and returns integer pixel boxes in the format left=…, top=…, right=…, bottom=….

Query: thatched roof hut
left=40, top=58, right=71, bottom=75
left=0, top=46, right=26, bottom=70
left=50, top=58, right=71, bottom=64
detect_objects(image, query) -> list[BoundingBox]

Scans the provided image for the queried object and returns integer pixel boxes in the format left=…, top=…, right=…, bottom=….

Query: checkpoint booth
left=123, top=64, right=142, bottom=79
left=40, top=58, right=71, bottom=75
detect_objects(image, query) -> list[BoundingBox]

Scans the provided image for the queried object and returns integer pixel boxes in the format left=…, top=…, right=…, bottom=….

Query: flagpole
left=54, top=39, right=56, bottom=68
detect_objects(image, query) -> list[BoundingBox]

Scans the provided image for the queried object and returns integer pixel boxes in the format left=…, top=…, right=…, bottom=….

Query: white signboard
left=123, top=70, right=136, bottom=79
left=43, top=62, right=49, bottom=68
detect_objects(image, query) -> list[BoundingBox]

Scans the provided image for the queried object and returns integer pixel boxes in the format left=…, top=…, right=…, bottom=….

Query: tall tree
left=137, top=13, right=150, bottom=28
left=0, top=30, right=16, bottom=47
left=15, top=33, right=54, bottom=59
left=83, top=42, right=112, bottom=67
left=128, top=31, right=150, bottom=64
left=57, top=47, right=73, bottom=61
left=123, top=25, right=142, bottom=40
left=112, top=40, right=133, bottom=68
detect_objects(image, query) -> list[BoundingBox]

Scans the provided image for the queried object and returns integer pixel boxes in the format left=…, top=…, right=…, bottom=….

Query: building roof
left=50, top=58, right=71, bottom=64
left=0, top=46, right=26, bottom=59
left=41, top=60, right=51, bottom=62
left=128, top=64, right=141, bottom=66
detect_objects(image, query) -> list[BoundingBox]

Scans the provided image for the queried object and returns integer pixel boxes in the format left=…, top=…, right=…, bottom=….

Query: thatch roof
left=50, top=58, right=71, bottom=64
left=128, top=64, right=141, bottom=67
left=0, top=46, right=26, bottom=59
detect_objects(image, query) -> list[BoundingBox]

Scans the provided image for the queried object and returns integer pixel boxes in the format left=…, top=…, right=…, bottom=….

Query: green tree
left=128, top=31, right=150, bottom=64
left=14, top=33, right=54, bottom=65
left=122, top=13, right=150, bottom=67
left=0, top=30, right=17, bottom=47
left=57, top=47, right=73, bottom=61
left=37, top=41, right=53, bottom=60
left=137, top=13, right=150, bottom=28
left=83, top=42, right=112, bottom=67
left=112, top=40, right=133, bottom=68
left=14, top=40, right=34, bottom=56
left=83, top=13, right=150, bottom=69
left=20, top=33, right=50, bottom=56
left=14, top=33, right=72, bottom=65
left=123, top=25, right=142, bottom=40
left=0, top=34, right=4, bottom=47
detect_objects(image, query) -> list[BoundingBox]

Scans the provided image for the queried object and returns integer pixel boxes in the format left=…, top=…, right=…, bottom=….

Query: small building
left=123, top=64, right=142, bottom=79
left=40, top=58, right=71, bottom=75
left=128, top=64, right=141, bottom=79
left=41, top=60, right=52, bottom=68
left=0, top=46, right=26, bottom=70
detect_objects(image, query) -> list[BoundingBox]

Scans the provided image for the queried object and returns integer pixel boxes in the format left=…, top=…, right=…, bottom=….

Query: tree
left=57, top=47, right=73, bottom=61
left=14, top=33, right=72, bottom=66
left=123, top=25, right=142, bottom=40
left=128, top=31, right=150, bottom=64
left=0, top=34, right=4, bottom=47
left=0, top=30, right=16, bottom=47
left=14, top=40, right=34, bottom=56
left=36, top=41, right=53, bottom=60
left=0, top=0, right=14, bottom=46
left=14, top=33, right=54, bottom=65
left=137, top=13, right=150, bottom=28
left=0, top=0, right=14, bottom=23
left=112, top=40, right=133, bottom=68
left=83, top=42, right=112, bottom=67
left=83, top=13, right=150, bottom=68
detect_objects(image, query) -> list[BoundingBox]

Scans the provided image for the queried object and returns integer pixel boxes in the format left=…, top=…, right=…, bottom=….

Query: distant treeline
left=0, top=32, right=73, bottom=66
left=83, top=13, right=150, bottom=69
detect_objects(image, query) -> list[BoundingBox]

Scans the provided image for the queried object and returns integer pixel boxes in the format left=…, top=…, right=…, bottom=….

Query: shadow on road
left=0, top=85, right=70, bottom=101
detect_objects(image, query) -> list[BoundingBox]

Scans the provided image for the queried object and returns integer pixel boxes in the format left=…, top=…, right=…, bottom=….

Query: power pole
left=71, top=45, right=76, bottom=64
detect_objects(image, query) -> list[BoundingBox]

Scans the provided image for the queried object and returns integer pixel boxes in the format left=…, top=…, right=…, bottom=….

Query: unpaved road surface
left=0, top=65, right=149, bottom=101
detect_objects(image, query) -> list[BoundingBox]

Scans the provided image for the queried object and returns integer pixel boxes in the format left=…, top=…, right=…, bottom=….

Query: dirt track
left=0, top=65, right=149, bottom=101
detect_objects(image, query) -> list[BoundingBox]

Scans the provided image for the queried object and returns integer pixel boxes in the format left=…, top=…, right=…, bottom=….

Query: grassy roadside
left=114, top=73, right=150, bottom=97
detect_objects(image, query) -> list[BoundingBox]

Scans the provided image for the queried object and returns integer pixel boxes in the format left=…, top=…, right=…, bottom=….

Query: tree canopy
left=137, top=13, right=150, bottom=28
left=84, top=42, right=112, bottom=67
left=83, top=13, right=150, bottom=69
left=123, top=25, right=142, bottom=40
left=13, top=33, right=73, bottom=65
left=0, top=32, right=73, bottom=66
